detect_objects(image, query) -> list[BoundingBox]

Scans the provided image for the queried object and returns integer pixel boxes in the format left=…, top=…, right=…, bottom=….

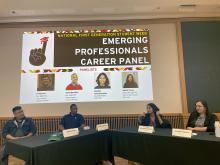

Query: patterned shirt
left=195, top=116, right=206, bottom=127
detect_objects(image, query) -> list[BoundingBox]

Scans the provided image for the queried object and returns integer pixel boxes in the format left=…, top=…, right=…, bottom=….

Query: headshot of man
left=123, top=73, right=138, bottom=88
left=66, top=73, right=83, bottom=90
left=37, top=74, right=54, bottom=91
left=95, top=72, right=110, bottom=89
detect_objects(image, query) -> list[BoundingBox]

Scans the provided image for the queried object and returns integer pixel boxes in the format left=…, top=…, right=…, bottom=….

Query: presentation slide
left=20, top=29, right=153, bottom=104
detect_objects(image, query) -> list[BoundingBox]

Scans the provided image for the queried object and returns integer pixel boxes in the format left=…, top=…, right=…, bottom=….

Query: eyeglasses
left=14, top=110, right=24, bottom=114
left=196, top=105, right=204, bottom=108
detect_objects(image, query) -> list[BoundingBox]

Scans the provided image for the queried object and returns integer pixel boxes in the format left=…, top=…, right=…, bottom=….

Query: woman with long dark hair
left=186, top=100, right=218, bottom=132
left=138, top=103, right=171, bottom=128
left=95, top=72, right=110, bottom=89
left=123, top=73, right=138, bottom=88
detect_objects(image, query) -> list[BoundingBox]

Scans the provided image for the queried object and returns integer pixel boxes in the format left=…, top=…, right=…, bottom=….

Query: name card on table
left=138, top=126, right=154, bottom=134
left=96, top=123, right=109, bottom=131
left=63, top=128, right=79, bottom=138
left=172, top=128, right=192, bottom=138
left=215, top=121, right=220, bottom=137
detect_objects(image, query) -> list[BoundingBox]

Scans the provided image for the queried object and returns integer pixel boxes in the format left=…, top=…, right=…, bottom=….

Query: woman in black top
left=95, top=72, right=110, bottom=89
left=186, top=100, right=218, bottom=132
left=138, top=103, right=171, bottom=128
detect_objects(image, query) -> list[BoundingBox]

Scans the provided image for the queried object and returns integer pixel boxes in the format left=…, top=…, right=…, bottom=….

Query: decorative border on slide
left=23, top=29, right=149, bottom=34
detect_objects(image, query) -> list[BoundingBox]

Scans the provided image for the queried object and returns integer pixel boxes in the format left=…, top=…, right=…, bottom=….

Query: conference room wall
left=0, top=22, right=182, bottom=117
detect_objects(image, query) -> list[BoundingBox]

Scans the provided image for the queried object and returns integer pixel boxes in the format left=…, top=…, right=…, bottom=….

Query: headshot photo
left=66, top=73, right=83, bottom=90
left=122, top=72, right=138, bottom=88
left=37, top=74, right=55, bottom=91
left=94, top=72, right=111, bottom=89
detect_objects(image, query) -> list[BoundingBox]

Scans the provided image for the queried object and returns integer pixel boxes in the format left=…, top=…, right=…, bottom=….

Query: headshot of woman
left=138, top=103, right=171, bottom=128
left=186, top=100, right=218, bottom=132
left=95, top=72, right=110, bottom=89
left=123, top=73, right=138, bottom=88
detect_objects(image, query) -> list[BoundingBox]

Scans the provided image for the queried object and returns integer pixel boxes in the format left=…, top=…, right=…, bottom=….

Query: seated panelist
left=59, top=104, right=85, bottom=131
left=186, top=100, right=218, bottom=132
left=2, top=106, right=37, bottom=140
left=1, top=106, right=37, bottom=165
left=138, top=103, right=171, bottom=128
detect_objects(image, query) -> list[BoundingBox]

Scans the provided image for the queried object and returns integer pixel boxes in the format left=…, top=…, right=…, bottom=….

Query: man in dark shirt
left=59, top=104, right=85, bottom=130
left=2, top=106, right=37, bottom=139
left=1, top=106, right=37, bottom=164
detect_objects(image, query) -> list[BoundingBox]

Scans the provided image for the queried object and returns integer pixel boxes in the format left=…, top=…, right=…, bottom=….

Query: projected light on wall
left=20, top=29, right=153, bottom=104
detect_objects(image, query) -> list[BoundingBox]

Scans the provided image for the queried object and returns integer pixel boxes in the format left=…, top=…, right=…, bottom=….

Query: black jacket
left=2, top=117, right=37, bottom=138
left=139, top=114, right=172, bottom=129
left=186, top=111, right=218, bottom=132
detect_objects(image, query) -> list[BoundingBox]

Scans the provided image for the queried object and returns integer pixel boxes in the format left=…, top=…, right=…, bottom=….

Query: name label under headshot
left=63, top=128, right=79, bottom=138
left=138, top=125, right=154, bottom=134
left=96, top=123, right=109, bottom=131
left=172, top=128, right=192, bottom=138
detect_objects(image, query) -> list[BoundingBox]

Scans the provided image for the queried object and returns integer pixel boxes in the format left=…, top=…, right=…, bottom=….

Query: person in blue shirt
left=2, top=106, right=37, bottom=140
left=59, top=104, right=85, bottom=130
left=1, top=106, right=37, bottom=165
left=138, top=103, right=171, bottom=128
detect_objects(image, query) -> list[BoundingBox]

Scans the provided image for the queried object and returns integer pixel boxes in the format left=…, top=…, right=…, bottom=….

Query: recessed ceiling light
left=179, top=4, right=196, bottom=7
left=178, top=4, right=196, bottom=12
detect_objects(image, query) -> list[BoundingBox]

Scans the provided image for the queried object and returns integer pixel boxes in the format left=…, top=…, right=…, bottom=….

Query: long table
left=4, top=129, right=113, bottom=165
left=112, top=127, right=220, bottom=165
left=4, top=127, right=220, bottom=165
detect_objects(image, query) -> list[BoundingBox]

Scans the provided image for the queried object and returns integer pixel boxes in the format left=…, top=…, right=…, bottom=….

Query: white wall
left=0, top=23, right=182, bottom=117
